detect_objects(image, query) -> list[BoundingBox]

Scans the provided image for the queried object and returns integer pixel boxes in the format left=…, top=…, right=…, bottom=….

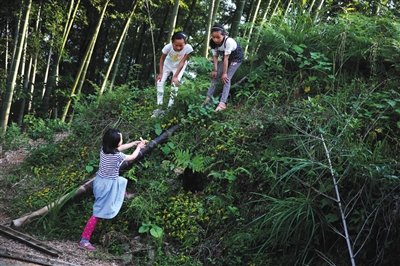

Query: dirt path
left=0, top=135, right=123, bottom=266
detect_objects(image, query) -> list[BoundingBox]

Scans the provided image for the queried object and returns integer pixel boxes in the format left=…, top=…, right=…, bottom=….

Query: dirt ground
left=0, top=134, right=124, bottom=266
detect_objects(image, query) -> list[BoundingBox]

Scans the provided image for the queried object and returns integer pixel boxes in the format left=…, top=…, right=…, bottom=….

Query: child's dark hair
left=211, top=23, right=226, bottom=35
left=102, top=128, right=121, bottom=154
left=171, top=31, right=187, bottom=43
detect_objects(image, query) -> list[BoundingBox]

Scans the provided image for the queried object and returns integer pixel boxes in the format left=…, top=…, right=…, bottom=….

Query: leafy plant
left=139, top=223, right=163, bottom=239
left=173, top=149, right=210, bottom=173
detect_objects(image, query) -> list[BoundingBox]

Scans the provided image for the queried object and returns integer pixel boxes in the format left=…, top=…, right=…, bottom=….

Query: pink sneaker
left=79, top=241, right=96, bottom=251
left=125, top=192, right=134, bottom=199
left=215, top=102, right=226, bottom=112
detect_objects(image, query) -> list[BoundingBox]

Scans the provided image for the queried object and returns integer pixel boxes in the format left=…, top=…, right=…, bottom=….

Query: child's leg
left=220, top=62, right=242, bottom=103
left=157, top=66, right=172, bottom=106
left=207, top=61, right=223, bottom=99
left=81, top=215, right=98, bottom=241
left=168, top=63, right=188, bottom=107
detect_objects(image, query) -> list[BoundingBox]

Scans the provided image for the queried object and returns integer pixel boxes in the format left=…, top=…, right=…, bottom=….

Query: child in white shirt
left=153, top=32, right=193, bottom=117
left=204, top=24, right=243, bottom=111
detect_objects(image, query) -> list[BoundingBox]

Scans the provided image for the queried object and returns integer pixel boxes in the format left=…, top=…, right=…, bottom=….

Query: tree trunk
left=19, top=27, right=29, bottom=90
left=203, top=0, right=216, bottom=58
left=253, top=0, right=272, bottom=57
left=283, top=0, right=293, bottom=19
left=27, top=53, right=38, bottom=113
left=270, top=0, right=281, bottom=20
left=41, top=46, right=52, bottom=99
left=211, top=0, right=221, bottom=25
left=9, top=10, right=22, bottom=75
left=243, top=0, right=262, bottom=57
left=183, top=0, right=197, bottom=33
left=17, top=25, right=31, bottom=126
left=308, top=0, right=317, bottom=14
left=62, top=0, right=110, bottom=122
left=166, top=0, right=180, bottom=42
left=41, top=0, right=80, bottom=117
left=99, top=0, right=137, bottom=96
left=133, top=22, right=147, bottom=70
left=109, top=32, right=127, bottom=91
left=123, top=25, right=140, bottom=82
left=230, top=0, right=245, bottom=38
left=144, top=0, right=157, bottom=82
left=5, top=19, right=10, bottom=73
left=314, top=0, right=325, bottom=22
left=27, top=5, right=42, bottom=114
left=0, top=0, right=32, bottom=137
left=156, top=6, right=170, bottom=49
left=17, top=54, right=32, bottom=126
left=245, top=0, right=255, bottom=23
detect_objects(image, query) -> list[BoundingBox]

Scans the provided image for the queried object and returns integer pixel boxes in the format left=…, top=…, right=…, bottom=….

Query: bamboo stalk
left=12, top=177, right=95, bottom=227
left=321, top=133, right=356, bottom=266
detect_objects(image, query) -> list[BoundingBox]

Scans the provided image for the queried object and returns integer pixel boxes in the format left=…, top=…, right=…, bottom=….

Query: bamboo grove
left=0, top=0, right=398, bottom=135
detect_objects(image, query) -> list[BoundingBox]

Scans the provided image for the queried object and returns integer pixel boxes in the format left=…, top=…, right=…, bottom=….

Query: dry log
left=11, top=125, right=180, bottom=228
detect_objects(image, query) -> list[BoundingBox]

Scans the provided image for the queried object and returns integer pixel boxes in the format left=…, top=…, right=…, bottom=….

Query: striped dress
left=92, top=150, right=127, bottom=219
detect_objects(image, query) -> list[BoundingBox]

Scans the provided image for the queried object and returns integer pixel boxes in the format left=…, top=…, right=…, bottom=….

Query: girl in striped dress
left=79, top=128, right=147, bottom=251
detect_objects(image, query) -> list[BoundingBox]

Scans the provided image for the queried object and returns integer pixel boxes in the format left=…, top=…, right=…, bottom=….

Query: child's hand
left=138, top=138, right=148, bottom=148
left=156, top=74, right=162, bottom=82
left=211, top=70, right=217, bottom=79
left=171, top=77, right=180, bottom=86
left=221, top=73, right=229, bottom=84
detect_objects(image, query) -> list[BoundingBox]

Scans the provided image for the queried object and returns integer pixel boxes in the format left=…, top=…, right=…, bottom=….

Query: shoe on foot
left=215, top=102, right=226, bottom=112
left=125, top=192, right=134, bottom=199
left=151, top=108, right=165, bottom=118
left=79, top=241, right=96, bottom=251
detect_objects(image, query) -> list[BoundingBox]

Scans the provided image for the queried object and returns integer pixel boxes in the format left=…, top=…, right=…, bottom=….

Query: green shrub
left=24, top=115, right=68, bottom=141
left=1, top=123, right=29, bottom=150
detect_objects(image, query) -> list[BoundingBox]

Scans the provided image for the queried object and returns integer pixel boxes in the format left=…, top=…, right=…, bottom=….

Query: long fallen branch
left=12, top=125, right=180, bottom=228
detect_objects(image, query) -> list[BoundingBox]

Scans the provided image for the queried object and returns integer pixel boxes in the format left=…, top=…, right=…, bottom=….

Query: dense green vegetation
left=1, top=0, right=400, bottom=265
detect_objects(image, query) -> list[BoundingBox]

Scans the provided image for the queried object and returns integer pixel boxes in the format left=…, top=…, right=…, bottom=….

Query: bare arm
left=172, top=54, right=191, bottom=85
left=157, top=54, right=167, bottom=81
left=221, top=54, right=230, bottom=84
left=124, top=141, right=146, bottom=161
left=118, top=141, right=140, bottom=152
